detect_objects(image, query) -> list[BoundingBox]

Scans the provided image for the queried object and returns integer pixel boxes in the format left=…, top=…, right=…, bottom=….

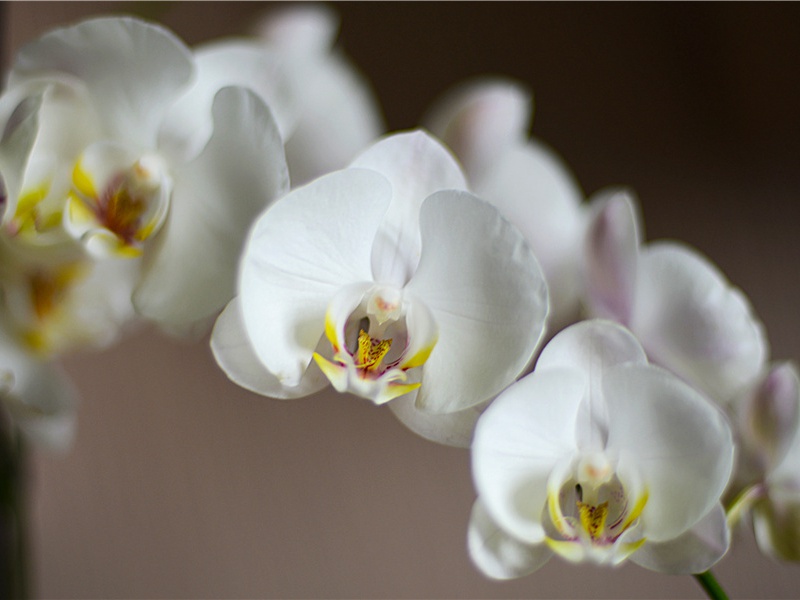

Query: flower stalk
left=694, top=570, right=729, bottom=600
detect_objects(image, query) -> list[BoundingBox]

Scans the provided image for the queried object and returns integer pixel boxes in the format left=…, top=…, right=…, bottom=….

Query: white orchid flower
left=725, top=363, right=800, bottom=561
left=0, top=326, right=77, bottom=451
left=424, top=78, right=586, bottom=331
left=584, top=191, right=768, bottom=404
left=213, top=130, right=549, bottom=426
left=255, top=3, right=385, bottom=186
left=0, top=17, right=289, bottom=332
left=470, top=319, right=734, bottom=577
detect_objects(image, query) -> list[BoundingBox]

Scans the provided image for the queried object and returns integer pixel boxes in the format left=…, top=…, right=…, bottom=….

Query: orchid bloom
left=0, top=17, right=289, bottom=334
left=424, top=78, right=586, bottom=331
left=212, top=131, right=549, bottom=434
left=470, top=320, right=734, bottom=577
left=255, top=4, right=385, bottom=186
left=584, top=191, right=768, bottom=405
left=725, top=363, right=800, bottom=561
left=0, top=325, right=77, bottom=451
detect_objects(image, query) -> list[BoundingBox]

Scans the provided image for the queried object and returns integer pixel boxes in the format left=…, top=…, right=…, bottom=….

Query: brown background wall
left=4, top=2, right=800, bottom=598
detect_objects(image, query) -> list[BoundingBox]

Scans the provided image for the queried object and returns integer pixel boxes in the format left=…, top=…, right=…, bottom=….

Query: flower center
left=65, top=146, right=171, bottom=257
left=312, top=285, right=438, bottom=404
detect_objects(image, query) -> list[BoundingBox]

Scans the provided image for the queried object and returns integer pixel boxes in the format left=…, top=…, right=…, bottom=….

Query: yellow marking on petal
left=619, top=488, right=648, bottom=533
left=67, top=192, right=95, bottom=224
left=545, top=538, right=584, bottom=563
left=355, top=329, right=392, bottom=371
left=617, top=538, right=647, bottom=562
left=312, top=352, right=347, bottom=388
left=578, top=501, right=609, bottom=540
left=14, top=183, right=51, bottom=233
left=401, top=336, right=438, bottom=369
left=380, top=381, right=422, bottom=403
left=72, top=160, right=96, bottom=198
left=323, top=309, right=340, bottom=352
left=30, top=263, right=83, bottom=320
left=547, top=486, right=571, bottom=537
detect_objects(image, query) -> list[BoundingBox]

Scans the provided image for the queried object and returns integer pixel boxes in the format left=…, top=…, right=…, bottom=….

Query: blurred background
left=4, top=2, right=800, bottom=597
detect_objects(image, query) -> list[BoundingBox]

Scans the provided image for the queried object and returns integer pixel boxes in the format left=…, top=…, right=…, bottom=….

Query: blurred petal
left=472, top=368, right=586, bottom=544
left=159, top=40, right=295, bottom=163
left=351, top=131, right=467, bottom=286
left=239, top=168, right=391, bottom=386
left=631, top=503, right=730, bottom=574
left=388, top=395, right=483, bottom=448
left=211, top=298, right=328, bottom=399
left=0, top=92, right=42, bottom=214
left=11, top=17, right=194, bottom=148
left=632, top=242, right=768, bottom=403
left=584, top=189, right=641, bottom=326
left=134, top=87, right=289, bottom=329
left=256, top=4, right=339, bottom=55
left=468, top=500, right=552, bottom=579
left=475, top=142, right=584, bottom=330
left=604, top=364, right=734, bottom=542
left=407, top=191, right=548, bottom=413
left=424, top=77, right=532, bottom=183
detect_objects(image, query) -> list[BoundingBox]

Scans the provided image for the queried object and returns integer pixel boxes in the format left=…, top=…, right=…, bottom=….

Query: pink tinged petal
left=472, top=368, right=586, bottom=545
left=350, top=131, right=467, bottom=286
left=159, top=41, right=295, bottom=164
left=423, top=78, right=532, bottom=183
left=475, top=142, right=585, bottom=331
left=584, top=189, right=642, bottom=327
left=468, top=500, right=552, bottom=579
left=211, top=298, right=328, bottom=399
left=631, top=242, right=768, bottom=403
left=11, top=17, right=194, bottom=148
left=406, top=191, right=548, bottom=414
left=239, top=168, right=392, bottom=387
left=388, top=395, right=484, bottom=448
left=133, top=87, right=289, bottom=329
left=604, top=364, right=735, bottom=542
left=738, top=362, right=800, bottom=474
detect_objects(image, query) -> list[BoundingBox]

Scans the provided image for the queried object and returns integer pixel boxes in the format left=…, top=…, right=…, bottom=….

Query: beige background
left=5, top=2, right=800, bottom=598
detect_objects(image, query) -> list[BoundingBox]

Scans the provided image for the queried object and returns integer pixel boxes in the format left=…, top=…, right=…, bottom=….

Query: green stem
left=1, top=422, right=27, bottom=600
left=693, top=570, right=729, bottom=600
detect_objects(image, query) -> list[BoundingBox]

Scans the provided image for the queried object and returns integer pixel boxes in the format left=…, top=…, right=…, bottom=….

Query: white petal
left=536, top=319, right=648, bottom=449
left=631, top=503, right=730, bottom=574
left=388, top=395, right=483, bottom=448
left=134, top=87, right=289, bottom=329
left=584, top=189, right=641, bottom=326
left=475, top=142, right=584, bottom=331
left=159, top=40, right=295, bottom=163
left=11, top=17, right=194, bottom=148
left=239, top=168, right=392, bottom=386
left=472, top=368, right=586, bottom=544
left=0, top=332, right=78, bottom=451
left=604, top=364, right=734, bottom=542
left=752, top=492, right=800, bottom=561
left=0, top=92, right=42, bottom=214
left=468, top=500, right=552, bottom=579
left=210, top=298, right=328, bottom=399
left=255, top=4, right=339, bottom=55
left=281, top=53, right=384, bottom=187
left=423, top=77, right=532, bottom=183
left=351, top=131, right=467, bottom=286
left=632, top=242, right=768, bottom=403
left=407, top=191, right=548, bottom=414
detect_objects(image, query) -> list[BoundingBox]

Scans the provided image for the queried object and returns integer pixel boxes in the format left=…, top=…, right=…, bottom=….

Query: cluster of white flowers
left=0, top=7, right=797, bottom=585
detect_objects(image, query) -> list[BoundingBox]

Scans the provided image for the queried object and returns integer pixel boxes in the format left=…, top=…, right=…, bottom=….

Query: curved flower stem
left=694, top=570, right=729, bottom=600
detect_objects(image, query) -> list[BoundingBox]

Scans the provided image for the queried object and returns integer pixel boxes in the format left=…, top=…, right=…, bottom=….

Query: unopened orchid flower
left=424, top=78, right=586, bottom=331
left=255, top=4, right=385, bottom=186
left=469, top=319, right=734, bottom=578
left=726, top=363, right=800, bottom=561
left=0, top=326, right=77, bottom=451
left=584, top=191, right=768, bottom=405
left=0, top=17, right=289, bottom=335
left=212, top=131, right=549, bottom=440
